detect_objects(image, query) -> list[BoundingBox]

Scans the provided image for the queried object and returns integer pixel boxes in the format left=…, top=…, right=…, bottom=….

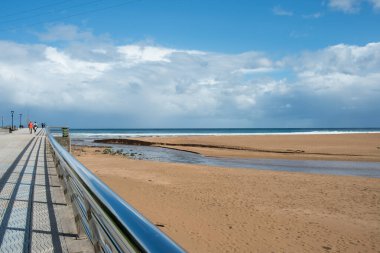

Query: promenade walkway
left=0, top=129, right=93, bottom=253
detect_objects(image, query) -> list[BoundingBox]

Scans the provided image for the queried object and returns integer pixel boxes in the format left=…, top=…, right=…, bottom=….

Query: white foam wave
left=70, top=130, right=380, bottom=139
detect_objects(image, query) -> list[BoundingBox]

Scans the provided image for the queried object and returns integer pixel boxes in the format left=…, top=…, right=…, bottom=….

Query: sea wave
left=69, top=130, right=380, bottom=139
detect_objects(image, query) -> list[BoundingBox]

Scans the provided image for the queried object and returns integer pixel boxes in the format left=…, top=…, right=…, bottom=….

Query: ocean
left=68, top=128, right=380, bottom=138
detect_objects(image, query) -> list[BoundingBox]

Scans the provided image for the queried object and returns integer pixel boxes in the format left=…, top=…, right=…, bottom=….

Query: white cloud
left=235, top=95, right=256, bottom=109
left=117, top=45, right=176, bottom=63
left=0, top=40, right=276, bottom=120
left=328, top=0, right=380, bottom=12
left=293, top=43, right=380, bottom=77
left=371, top=0, right=380, bottom=9
left=285, top=42, right=380, bottom=123
left=1, top=25, right=379, bottom=127
left=273, top=6, right=293, bottom=16
left=44, top=47, right=110, bottom=77
left=233, top=67, right=274, bottom=74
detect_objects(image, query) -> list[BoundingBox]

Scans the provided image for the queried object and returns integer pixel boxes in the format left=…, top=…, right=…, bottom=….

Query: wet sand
left=73, top=134, right=380, bottom=252
left=96, top=133, right=380, bottom=162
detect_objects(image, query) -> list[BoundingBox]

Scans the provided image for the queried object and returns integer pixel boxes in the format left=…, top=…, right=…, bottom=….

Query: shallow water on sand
left=73, top=139, right=380, bottom=178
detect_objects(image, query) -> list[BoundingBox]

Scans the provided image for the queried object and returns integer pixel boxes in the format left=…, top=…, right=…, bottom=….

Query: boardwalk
left=0, top=129, right=93, bottom=253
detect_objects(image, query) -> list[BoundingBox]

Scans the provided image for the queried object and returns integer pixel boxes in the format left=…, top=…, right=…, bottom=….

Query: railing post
left=61, top=127, right=71, bottom=153
left=73, top=199, right=87, bottom=240
left=70, top=189, right=88, bottom=240
left=84, top=200, right=102, bottom=253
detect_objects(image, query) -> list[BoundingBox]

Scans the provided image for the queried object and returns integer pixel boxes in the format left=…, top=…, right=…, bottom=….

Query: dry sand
left=73, top=134, right=380, bottom=253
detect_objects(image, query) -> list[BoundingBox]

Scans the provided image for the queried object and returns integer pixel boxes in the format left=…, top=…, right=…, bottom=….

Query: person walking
left=28, top=121, right=33, bottom=134
left=33, top=122, right=38, bottom=133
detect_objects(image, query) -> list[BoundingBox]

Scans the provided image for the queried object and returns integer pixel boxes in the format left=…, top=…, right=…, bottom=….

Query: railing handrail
left=47, top=128, right=184, bottom=253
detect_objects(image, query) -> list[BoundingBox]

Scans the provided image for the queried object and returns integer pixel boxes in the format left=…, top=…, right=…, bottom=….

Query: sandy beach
left=73, top=133, right=380, bottom=252
left=97, top=133, right=380, bottom=162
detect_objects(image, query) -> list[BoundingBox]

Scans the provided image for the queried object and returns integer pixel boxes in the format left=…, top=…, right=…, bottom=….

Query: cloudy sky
left=0, top=0, right=379, bottom=128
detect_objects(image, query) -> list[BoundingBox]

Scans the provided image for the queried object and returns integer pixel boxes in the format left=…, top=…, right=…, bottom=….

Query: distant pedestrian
left=28, top=121, right=33, bottom=134
left=33, top=122, right=38, bottom=133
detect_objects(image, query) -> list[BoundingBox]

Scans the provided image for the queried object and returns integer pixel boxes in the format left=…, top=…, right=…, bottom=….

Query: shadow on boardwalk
left=0, top=129, right=93, bottom=253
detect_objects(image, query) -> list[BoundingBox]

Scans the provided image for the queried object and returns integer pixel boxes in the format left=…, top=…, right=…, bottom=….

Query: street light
left=11, top=111, right=14, bottom=132
left=19, top=113, right=22, bottom=128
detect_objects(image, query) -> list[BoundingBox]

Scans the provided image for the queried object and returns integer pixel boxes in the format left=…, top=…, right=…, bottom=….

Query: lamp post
left=1, top=116, right=3, bottom=128
left=11, top=111, right=14, bottom=132
left=19, top=113, right=22, bottom=128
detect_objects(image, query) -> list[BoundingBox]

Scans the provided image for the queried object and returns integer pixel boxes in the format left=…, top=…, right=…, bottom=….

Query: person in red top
left=28, top=121, right=33, bottom=134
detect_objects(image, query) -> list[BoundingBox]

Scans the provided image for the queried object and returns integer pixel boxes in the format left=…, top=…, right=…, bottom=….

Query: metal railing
left=47, top=128, right=185, bottom=253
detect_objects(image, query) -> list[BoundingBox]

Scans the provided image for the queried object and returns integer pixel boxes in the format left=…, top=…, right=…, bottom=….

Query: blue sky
left=2, top=0, right=380, bottom=53
left=0, top=0, right=380, bottom=128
